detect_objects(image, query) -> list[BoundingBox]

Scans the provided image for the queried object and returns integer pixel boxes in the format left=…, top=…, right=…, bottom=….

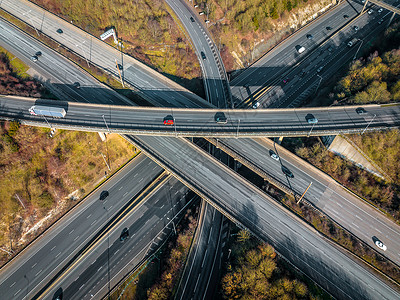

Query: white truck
left=29, top=105, right=66, bottom=118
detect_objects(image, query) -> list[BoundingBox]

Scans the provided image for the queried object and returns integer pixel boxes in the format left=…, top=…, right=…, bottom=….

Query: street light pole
left=42, top=115, right=51, bottom=129
left=314, top=74, right=323, bottom=95
left=167, top=217, right=176, bottom=235
left=361, top=114, right=376, bottom=135
left=102, top=115, right=110, bottom=133
left=308, top=123, right=316, bottom=137
left=76, top=42, right=90, bottom=68
left=23, top=10, right=40, bottom=37
left=236, top=119, right=240, bottom=138
left=353, top=40, right=364, bottom=61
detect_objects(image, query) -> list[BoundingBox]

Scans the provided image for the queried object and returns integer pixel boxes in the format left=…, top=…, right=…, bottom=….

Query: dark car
left=99, top=190, right=109, bottom=201
left=163, top=115, right=174, bottom=125
left=120, top=227, right=129, bottom=241
left=281, top=165, right=294, bottom=178
left=356, top=107, right=367, bottom=115
left=378, top=18, right=384, bottom=25
left=52, top=287, right=63, bottom=300
left=190, top=17, right=195, bottom=22
left=215, top=112, right=227, bottom=124
left=73, top=82, right=80, bottom=89
left=35, top=51, right=42, bottom=57
left=305, top=113, right=318, bottom=124
left=56, top=28, right=63, bottom=34
left=343, top=14, right=349, bottom=19
left=116, top=63, right=123, bottom=70
left=201, top=51, right=206, bottom=60
left=306, top=34, right=313, bottom=39
left=326, top=26, right=333, bottom=31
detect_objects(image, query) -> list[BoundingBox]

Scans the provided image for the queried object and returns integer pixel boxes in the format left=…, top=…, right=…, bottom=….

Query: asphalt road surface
left=0, top=0, right=212, bottom=109
left=0, top=154, right=163, bottom=300
left=130, top=134, right=400, bottom=299
left=42, top=177, right=191, bottom=300
left=165, top=0, right=231, bottom=108
left=217, top=137, right=400, bottom=264
left=1, top=95, right=399, bottom=137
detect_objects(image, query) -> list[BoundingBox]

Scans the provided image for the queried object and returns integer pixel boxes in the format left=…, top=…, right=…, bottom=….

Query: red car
left=164, top=115, right=174, bottom=125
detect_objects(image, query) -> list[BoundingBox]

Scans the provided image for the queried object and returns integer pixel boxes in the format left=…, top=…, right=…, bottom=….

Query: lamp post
left=23, top=10, right=40, bottom=36
left=314, top=74, right=323, bottom=95
left=102, top=115, right=110, bottom=133
left=167, top=217, right=176, bottom=235
left=361, top=114, right=376, bottom=135
left=76, top=42, right=90, bottom=68
left=308, top=122, right=316, bottom=137
left=353, top=40, right=364, bottom=61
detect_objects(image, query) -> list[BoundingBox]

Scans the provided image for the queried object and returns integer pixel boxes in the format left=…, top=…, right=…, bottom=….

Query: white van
left=297, top=46, right=306, bottom=54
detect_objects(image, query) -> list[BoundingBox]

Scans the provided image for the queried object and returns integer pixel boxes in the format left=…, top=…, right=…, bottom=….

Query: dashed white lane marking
left=51, top=246, right=56, bottom=251
left=14, top=289, right=21, bottom=296
left=31, top=262, right=37, bottom=268
left=69, top=229, right=74, bottom=235
left=35, top=269, right=42, bottom=277
left=56, top=252, right=61, bottom=258
left=10, top=282, right=16, bottom=288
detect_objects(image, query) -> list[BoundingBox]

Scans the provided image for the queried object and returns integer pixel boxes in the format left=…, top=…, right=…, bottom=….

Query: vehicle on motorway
left=269, top=150, right=279, bottom=161
left=296, top=45, right=306, bottom=54
left=190, top=17, right=195, bottom=22
left=316, top=66, right=323, bottom=73
left=252, top=101, right=260, bottom=109
left=378, top=8, right=383, bottom=13
left=347, top=38, right=358, bottom=47
left=306, top=114, right=318, bottom=124
left=35, top=51, right=42, bottom=57
left=120, top=228, right=129, bottom=241
left=215, top=112, right=227, bottom=124
left=201, top=51, right=206, bottom=60
left=29, top=105, right=66, bottom=118
left=306, top=34, right=313, bottom=39
left=343, top=14, right=349, bottom=19
left=73, top=82, right=80, bottom=89
left=378, top=18, right=384, bottom=24
left=326, top=26, right=333, bottom=31
left=353, top=25, right=359, bottom=31
left=375, top=239, right=387, bottom=251
left=282, top=78, right=289, bottom=84
left=30, top=55, right=38, bottom=62
left=356, top=107, right=367, bottom=115
left=56, top=28, right=63, bottom=34
left=99, top=190, right=109, bottom=201
left=368, top=9, right=373, bottom=15
left=281, top=165, right=294, bottom=178
left=163, top=115, right=174, bottom=125
left=116, top=63, right=123, bottom=70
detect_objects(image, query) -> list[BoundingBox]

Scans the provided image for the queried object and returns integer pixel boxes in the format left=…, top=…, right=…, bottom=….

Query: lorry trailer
left=29, top=105, right=66, bottom=118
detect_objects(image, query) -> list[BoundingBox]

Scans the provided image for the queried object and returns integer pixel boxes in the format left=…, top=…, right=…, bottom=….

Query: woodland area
left=220, top=232, right=324, bottom=299
left=31, top=0, right=201, bottom=81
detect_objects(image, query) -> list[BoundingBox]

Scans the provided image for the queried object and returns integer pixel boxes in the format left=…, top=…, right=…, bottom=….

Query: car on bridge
left=269, top=150, right=279, bottom=161
left=164, top=115, right=174, bottom=125
left=215, top=112, right=227, bottom=124
left=356, top=107, right=367, bottom=115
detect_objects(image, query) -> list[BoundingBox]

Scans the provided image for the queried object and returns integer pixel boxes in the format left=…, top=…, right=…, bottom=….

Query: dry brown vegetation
left=31, top=0, right=201, bottom=81
left=0, top=121, right=137, bottom=265
left=0, top=52, right=45, bottom=97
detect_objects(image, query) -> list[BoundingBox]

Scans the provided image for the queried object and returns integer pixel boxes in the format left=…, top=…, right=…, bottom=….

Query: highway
left=212, top=137, right=400, bottom=264
left=165, top=0, right=231, bottom=108
left=0, top=154, right=165, bottom=300
left=0, top=0, right=212, bottom=109
left=1, top=95, right=399, bottom=137
left=264, top=2, right=400, bottom=108
left=129, top=134, right=400, bottom=299
left=175, top=196, right=226, bottom=300
left=41, top=176, right=192, bottom=300
left=229, top=0, right=366, bottom=105
left=0, top=18, right=190, bottom=299
left=0, top=18, right=132, bottom=106
left=2, top=0, right=400, bottom=298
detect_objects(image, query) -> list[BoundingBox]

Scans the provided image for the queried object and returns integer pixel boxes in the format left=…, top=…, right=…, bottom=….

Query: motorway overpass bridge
left=1, top=95, right=399, bottom=137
